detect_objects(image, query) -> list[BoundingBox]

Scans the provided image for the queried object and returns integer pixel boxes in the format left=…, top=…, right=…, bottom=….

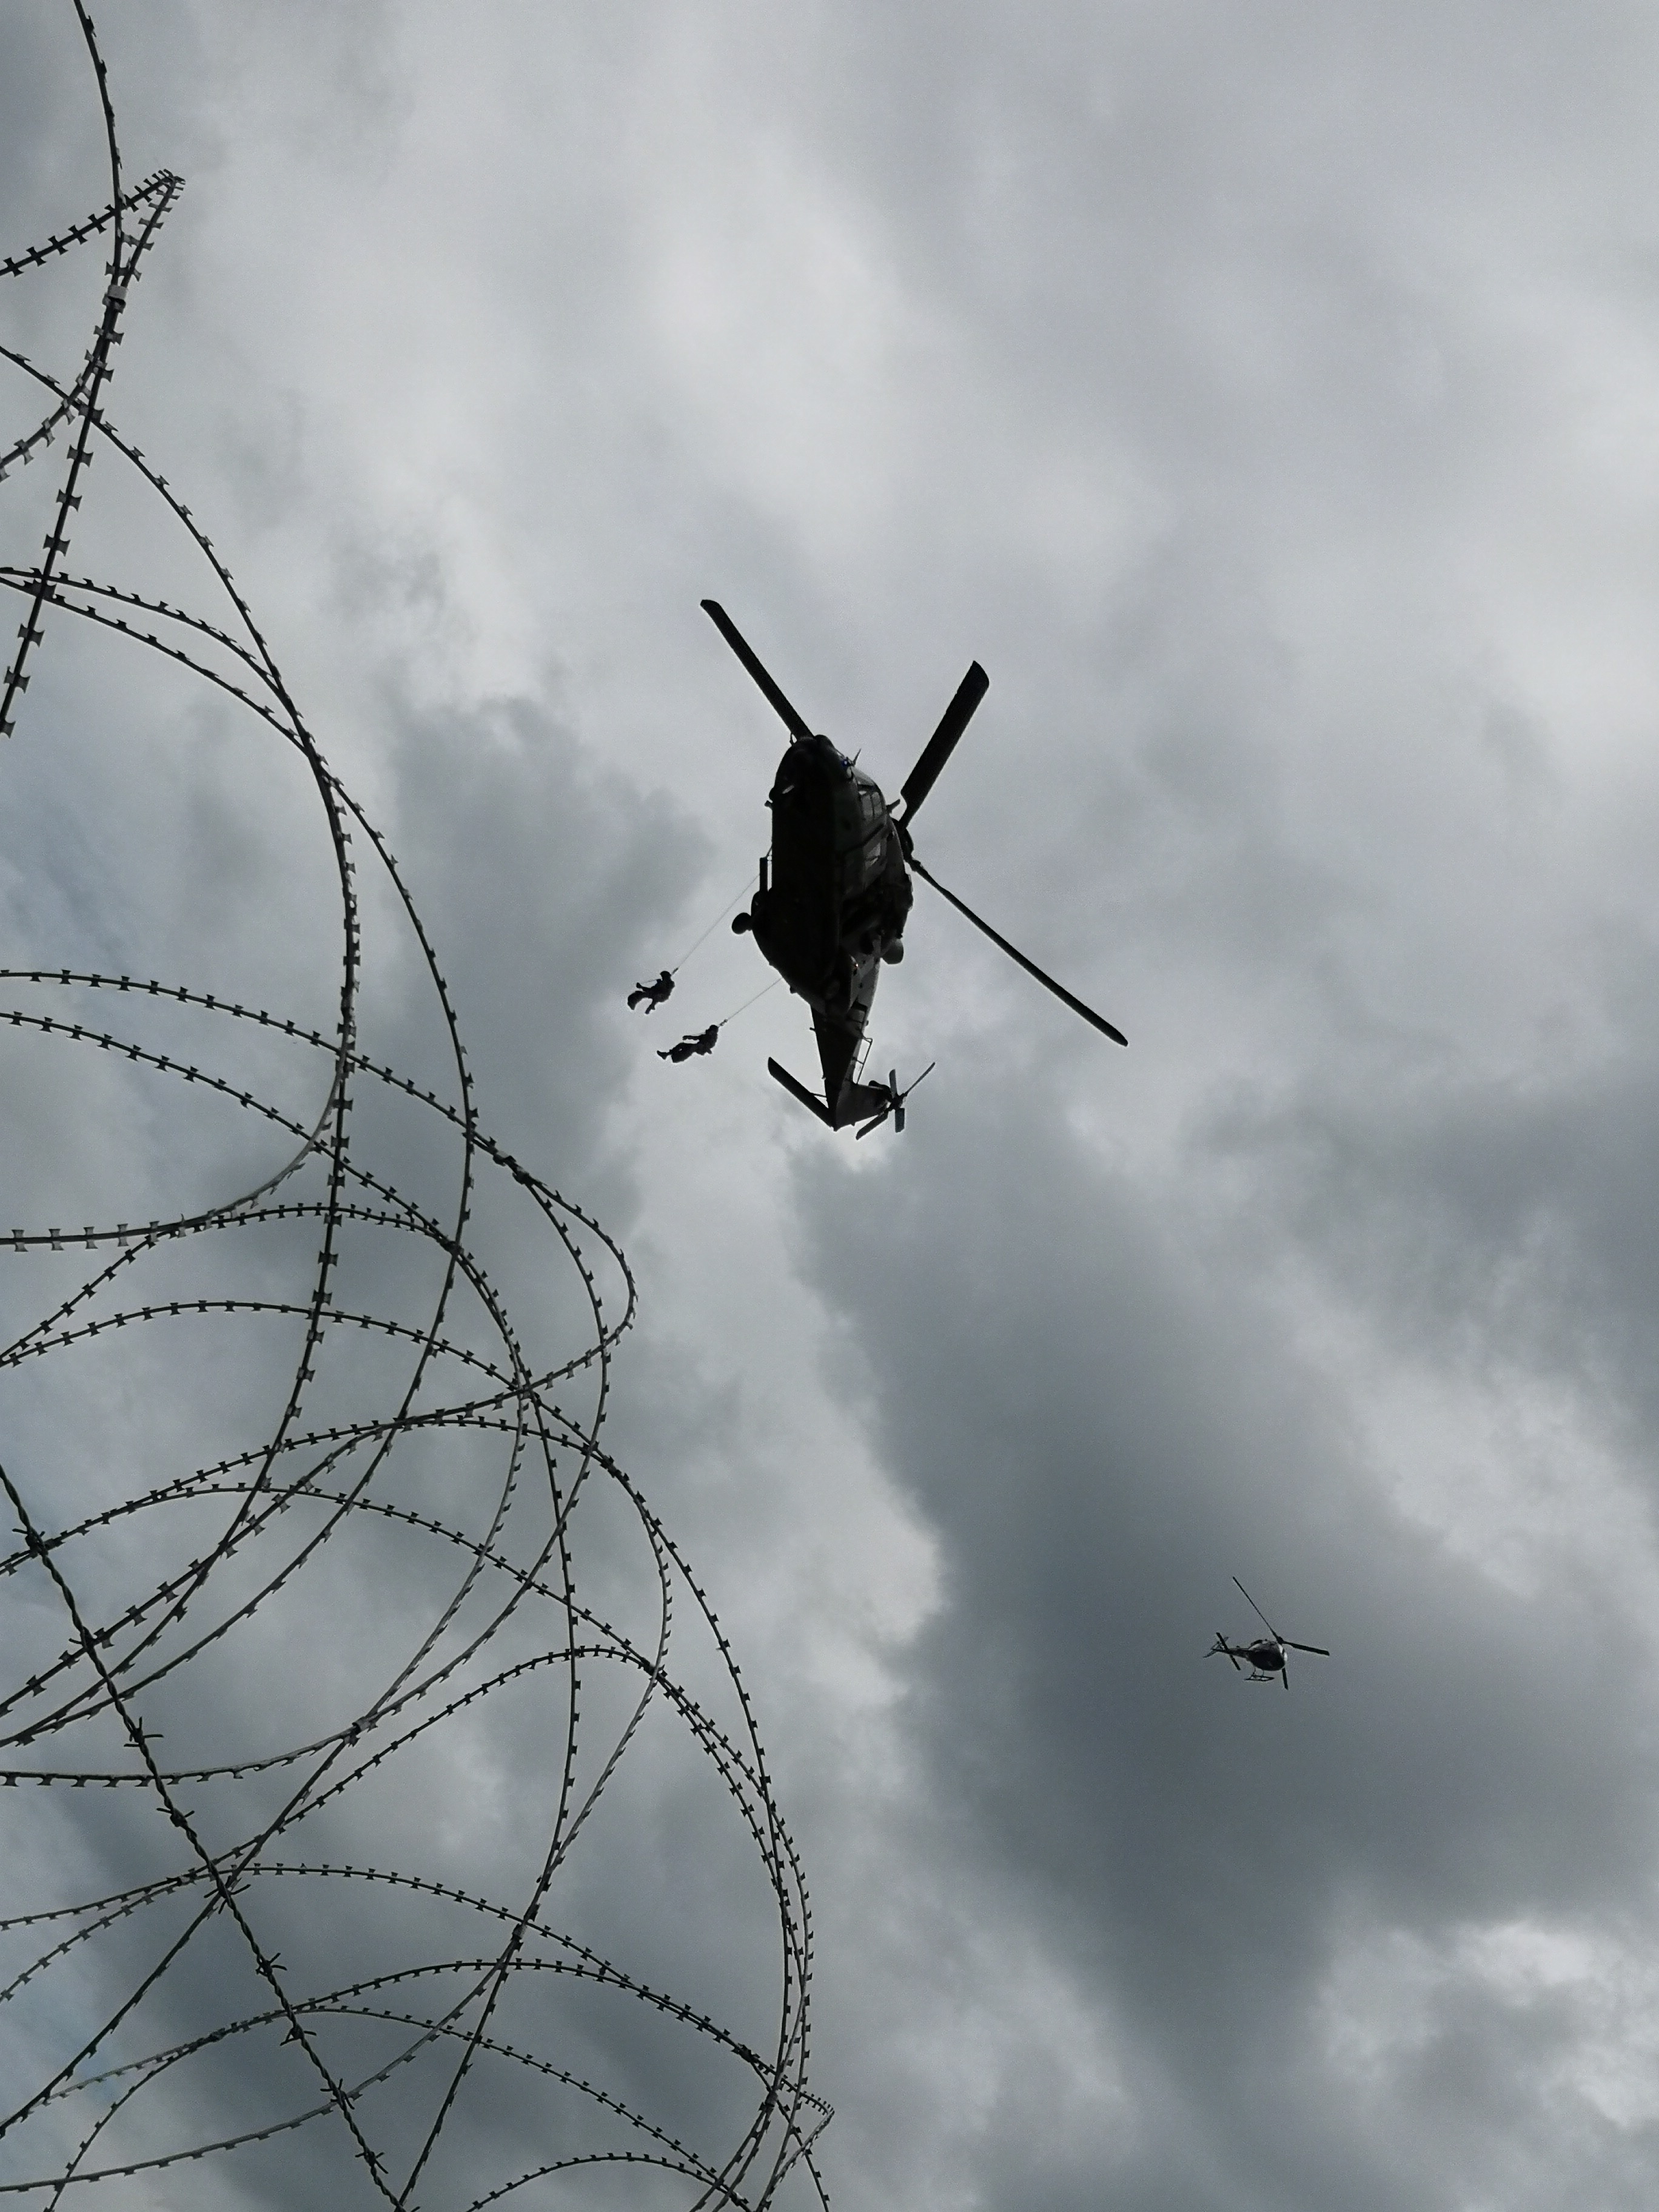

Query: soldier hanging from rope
left=658, top=1025, right=719, bottom=1064
left=627, top=968, right=675, bottom=1012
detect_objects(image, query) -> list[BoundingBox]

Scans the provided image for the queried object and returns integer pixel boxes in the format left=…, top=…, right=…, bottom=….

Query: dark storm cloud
left=795, top=1068, right=1659, bottom=2210
left=1207, top=1041, right=1659, bottom=1422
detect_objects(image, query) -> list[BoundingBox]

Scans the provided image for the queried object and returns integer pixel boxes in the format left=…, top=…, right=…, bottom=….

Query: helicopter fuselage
left=1213, top=1635, right=1288, bottom=1678
left=739, top=734, right=912, bottom=1124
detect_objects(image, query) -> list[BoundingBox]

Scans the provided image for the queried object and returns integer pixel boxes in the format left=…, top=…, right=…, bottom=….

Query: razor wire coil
left=0, top=8, right=827, bottom=2206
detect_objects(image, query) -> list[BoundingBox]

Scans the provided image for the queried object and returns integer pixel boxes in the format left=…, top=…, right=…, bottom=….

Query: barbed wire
left=0, top=8, right=828, bottom=2207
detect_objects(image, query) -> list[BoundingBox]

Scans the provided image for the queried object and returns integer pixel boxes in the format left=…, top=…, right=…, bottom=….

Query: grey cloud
left=793, top=1069, right=1659, bottom=2209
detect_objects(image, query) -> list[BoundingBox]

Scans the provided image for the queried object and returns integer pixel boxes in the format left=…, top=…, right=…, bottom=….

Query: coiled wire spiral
left=0, top=8, right=828, bottom=2205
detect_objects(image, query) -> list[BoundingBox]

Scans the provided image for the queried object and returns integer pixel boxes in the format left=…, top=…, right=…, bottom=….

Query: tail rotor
left=854, top=1062, right=936, bottom=1139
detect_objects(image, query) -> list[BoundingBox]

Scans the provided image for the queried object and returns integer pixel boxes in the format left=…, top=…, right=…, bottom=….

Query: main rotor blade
left=1232, top=1577, right=1282, bottom=1640
left=899, top=662, right=989, bottom=821
left=701, top=600, right=813, bottom=742
left=1286, top=1641, right=1330, bottom=1655
left=910, top=857, right=1127, bottom=1047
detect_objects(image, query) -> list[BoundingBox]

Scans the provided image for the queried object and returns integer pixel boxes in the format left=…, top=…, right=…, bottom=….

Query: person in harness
left=658, top=1026, right=719, bottom=1064
left=627, top=969, right=675, bottom=1012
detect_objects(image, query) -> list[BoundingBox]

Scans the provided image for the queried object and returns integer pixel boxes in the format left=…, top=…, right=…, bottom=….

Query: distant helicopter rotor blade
left=1231, top=1577, right=1283, bottom=1640
left=701, top=600, right=813, bottom=742
left=1286, top=1641, right=1330, bottom=1656
left=910, top=857, right=1128, bottom=1046
left=898, top=662, right=990, bottom=822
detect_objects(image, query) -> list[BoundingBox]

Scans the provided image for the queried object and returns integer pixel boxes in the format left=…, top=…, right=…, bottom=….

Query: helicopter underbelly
left=757, top=740, right=910, bottom=1007
left=764, top=803, right=837, bottom=987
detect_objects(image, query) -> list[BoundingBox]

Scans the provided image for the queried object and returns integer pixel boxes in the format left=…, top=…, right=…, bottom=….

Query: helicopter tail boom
left=767, top=1057, right=834, bottom=1124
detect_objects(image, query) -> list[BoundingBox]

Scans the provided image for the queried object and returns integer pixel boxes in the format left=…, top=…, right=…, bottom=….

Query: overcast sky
left=8, top=2, right=1659, bottom=2206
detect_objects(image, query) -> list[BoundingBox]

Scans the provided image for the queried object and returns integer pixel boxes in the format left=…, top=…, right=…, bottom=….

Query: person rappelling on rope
left=649, top=975, right=777, bottom=1071
left=627, top=969, right=675, bottom=1013
left=659, top=1025, right=719, bottom=1064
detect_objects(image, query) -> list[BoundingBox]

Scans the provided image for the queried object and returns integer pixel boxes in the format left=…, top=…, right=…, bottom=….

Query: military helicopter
left=702, top=600, right=1127, bottom=1131
left=1208, top=1578, right=1330, bottom=1689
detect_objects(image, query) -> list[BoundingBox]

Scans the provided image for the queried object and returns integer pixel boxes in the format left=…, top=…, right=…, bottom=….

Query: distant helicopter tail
left=1208, top=1634, right=1242, bottom=1671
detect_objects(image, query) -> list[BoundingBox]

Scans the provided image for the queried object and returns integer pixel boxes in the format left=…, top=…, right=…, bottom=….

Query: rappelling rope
left=716, top=978, right=779, bottom=1028
left=669, top=874, right=754, bottom=974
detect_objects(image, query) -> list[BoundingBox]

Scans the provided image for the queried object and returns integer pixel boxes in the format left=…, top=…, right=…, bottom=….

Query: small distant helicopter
left=1208, top=1578, right=1330, bottom=1689
left=702, top=600, right=1127, bottom=1131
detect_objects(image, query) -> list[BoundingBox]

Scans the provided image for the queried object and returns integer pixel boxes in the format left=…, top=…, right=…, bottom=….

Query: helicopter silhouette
left=1208, top=1577, right=1330, bottom=1688
left=702, top=600, right=1126, bottom=1131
